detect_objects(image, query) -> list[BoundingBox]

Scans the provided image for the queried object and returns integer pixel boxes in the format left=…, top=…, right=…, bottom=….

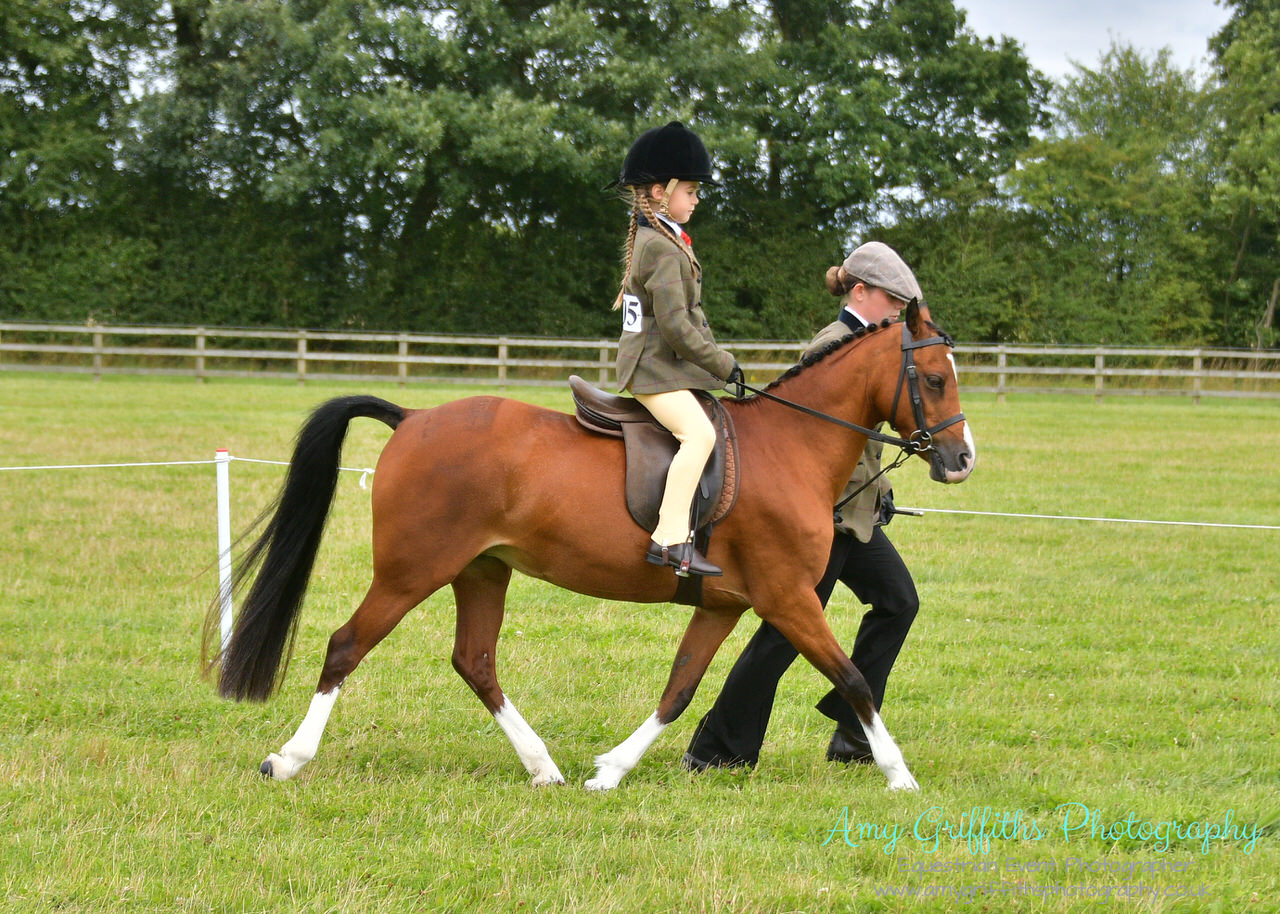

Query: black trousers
left=685, top=525, right=918, bottom=767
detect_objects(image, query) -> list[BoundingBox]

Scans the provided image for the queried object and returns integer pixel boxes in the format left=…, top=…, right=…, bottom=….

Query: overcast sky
left=954, top=0, right=1233, bottom=81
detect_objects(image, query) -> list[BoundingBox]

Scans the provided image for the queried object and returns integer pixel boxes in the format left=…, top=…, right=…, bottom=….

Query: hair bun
left=825, top=266, right=848, bottom=296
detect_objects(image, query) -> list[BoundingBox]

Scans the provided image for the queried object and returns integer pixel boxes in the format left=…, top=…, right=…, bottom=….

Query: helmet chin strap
left=657, top=178, right=680, bottom=215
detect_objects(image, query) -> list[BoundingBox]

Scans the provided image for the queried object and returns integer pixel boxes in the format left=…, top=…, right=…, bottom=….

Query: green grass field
left=1, top=374, right=1276, bottom=912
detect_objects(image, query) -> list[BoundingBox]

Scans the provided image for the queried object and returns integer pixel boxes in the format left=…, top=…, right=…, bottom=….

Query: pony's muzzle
left=929, top=423, right=976, bottom=484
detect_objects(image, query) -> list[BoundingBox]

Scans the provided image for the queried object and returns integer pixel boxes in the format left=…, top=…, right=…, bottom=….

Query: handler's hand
left=877, top=489, right=895, bottom=527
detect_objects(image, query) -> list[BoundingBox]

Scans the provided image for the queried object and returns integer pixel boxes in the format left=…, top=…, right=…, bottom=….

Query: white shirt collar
left=845, top=305, right=872, bottom=327
left=655, top=213, right=685, bottom=239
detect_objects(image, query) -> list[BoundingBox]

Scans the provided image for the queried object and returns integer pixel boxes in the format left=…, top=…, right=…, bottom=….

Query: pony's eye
left=925, top=375, right=945, bottom=391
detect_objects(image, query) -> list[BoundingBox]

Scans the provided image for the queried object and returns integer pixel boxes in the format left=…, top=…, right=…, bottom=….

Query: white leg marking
left=262, top=687, right=340, bottom=781
left=493, top=699, right=564, bottom=787
left=585, top=712, right=667, bottom=791
left=861, top=712, right=919, bottom=791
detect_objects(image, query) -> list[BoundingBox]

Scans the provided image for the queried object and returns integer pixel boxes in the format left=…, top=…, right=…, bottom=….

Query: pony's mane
left=721, top=313, right=952, bottom=401
left=727, top=316, right=954, bottom=403
left=760, top=317, right=894, bottom=394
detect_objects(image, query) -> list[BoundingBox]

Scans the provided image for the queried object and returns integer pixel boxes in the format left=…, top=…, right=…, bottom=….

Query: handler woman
left=682, top=241, right=924, bottom=768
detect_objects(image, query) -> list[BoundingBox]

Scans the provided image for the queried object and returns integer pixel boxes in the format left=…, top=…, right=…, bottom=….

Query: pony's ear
left=905, top=298, right=926, bottom=336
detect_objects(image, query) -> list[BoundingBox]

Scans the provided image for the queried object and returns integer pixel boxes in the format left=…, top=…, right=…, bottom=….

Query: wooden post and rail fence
left=2, top=321, right=1278, bottom=402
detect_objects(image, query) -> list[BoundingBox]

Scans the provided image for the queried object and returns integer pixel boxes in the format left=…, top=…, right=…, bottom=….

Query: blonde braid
left=612, top=194, right=641, bottom=311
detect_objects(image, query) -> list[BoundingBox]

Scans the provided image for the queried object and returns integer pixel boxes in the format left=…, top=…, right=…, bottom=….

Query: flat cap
left=842, top=241, right=923, bottom=304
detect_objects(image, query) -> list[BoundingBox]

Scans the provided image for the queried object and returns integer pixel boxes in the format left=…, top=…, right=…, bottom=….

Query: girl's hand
left=725, top=362, right=746, bottom=398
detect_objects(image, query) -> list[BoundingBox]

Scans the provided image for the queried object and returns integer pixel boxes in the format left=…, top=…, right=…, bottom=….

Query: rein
left=735, top=322, right=966, bottom=518
left=734, top=381, right=921, bottom=452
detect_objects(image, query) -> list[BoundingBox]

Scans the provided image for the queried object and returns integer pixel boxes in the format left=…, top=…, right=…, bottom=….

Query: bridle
left=887, top=321, right=967, bottom=453
left=734, top=321, right=966, bottom=518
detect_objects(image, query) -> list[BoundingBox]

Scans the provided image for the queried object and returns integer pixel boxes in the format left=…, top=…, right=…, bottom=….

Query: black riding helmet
left=611, top=121, right=720, bottom=188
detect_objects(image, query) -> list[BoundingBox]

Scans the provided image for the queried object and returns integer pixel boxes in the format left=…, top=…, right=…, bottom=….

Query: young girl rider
left=612, top=122, right=743, bottom=578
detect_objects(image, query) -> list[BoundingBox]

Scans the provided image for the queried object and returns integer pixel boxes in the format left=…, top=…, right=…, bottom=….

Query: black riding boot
left=645, top=541, right=722, bottom=577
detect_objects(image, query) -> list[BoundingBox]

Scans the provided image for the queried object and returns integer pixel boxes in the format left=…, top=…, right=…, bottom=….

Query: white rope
left=0, top=456, right=375, bottom=487
left=217, top=455, right=374, bottom=486
left=0, top=460, right=1272, bottom=528
left=223, top=456, right=289, bottom=467
left=0, top=459, right=218, bottom=471
left=896, top=506, right=1280, bottom=531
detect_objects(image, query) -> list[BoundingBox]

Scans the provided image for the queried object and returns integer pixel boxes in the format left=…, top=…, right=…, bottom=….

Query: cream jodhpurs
left=634, top=389, right=715, bottom=547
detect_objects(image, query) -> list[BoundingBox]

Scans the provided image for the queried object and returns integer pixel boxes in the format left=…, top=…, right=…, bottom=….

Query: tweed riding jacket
left=615, top=224, right=735, bottom=394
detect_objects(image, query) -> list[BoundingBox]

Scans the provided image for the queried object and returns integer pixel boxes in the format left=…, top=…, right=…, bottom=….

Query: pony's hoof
left=887, top=773, right=920, bottom=792
left=259, top=752, right=299, bottom=781
left=584, top=764, right=625, bottom=791
left=531, top=765, right=565, bottom=787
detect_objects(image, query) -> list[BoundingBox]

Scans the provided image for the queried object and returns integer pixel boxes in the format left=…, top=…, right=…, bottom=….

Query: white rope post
left=215, top=448, right=234, bottom=653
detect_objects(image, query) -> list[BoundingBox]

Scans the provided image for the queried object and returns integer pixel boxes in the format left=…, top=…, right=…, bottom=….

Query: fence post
left=997, top=346, right=1007, bottom=405
left=215, top=449, right=234, bottom=654
left=498, top=337, right=509, bottom=385
left=296, top=331, right=307, bottom=384
left=599, top=344, right=610, bottom=386
left=397, top=334, right=409, bottom=387
left=1192, top=350, right=1203, bottom=405
left=1094, top=351, right=1105, bottom=403
left=93, top=330, right=104, bottom=381
left=196, top=328, right=207, bottom=383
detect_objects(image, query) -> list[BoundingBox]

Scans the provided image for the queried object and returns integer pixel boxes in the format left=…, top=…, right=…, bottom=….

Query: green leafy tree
left=0, top=1, right=164, bottom=319
left=702, top=0, right=1044, bottom=337
left=1003, top=44, right=1215, bottom=344
left=116, top=0, right=1042, bottom=335
left=1209, top=0, right=1280, bottom=348
left=879, top=183, right=1049, bottom=342
left=1, top=1, right=161, bottom=215
left=5, top=0, right=1042, bottom=336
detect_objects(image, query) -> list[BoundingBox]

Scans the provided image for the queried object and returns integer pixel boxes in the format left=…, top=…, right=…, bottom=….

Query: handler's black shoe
left=826, top=724, right=875, bottom=764
left=681, top=751, right=752, bottom=772
left=645, top=541, right=722, bottom=577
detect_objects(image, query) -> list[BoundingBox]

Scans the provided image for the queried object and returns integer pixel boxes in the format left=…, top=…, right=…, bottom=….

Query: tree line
left=2, top=0, right=1276, bottom=347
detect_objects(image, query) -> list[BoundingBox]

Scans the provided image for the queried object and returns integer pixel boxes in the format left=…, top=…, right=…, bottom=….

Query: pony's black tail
left=204, top=396, right=405, bottom=702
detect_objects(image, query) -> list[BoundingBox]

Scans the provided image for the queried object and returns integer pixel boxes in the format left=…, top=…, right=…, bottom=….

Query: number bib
left=621, top=294, right=642, bottom=333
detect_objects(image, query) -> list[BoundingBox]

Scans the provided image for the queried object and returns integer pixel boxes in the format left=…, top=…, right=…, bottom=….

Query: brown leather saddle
left=568, top=375, right=739, bottom=535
